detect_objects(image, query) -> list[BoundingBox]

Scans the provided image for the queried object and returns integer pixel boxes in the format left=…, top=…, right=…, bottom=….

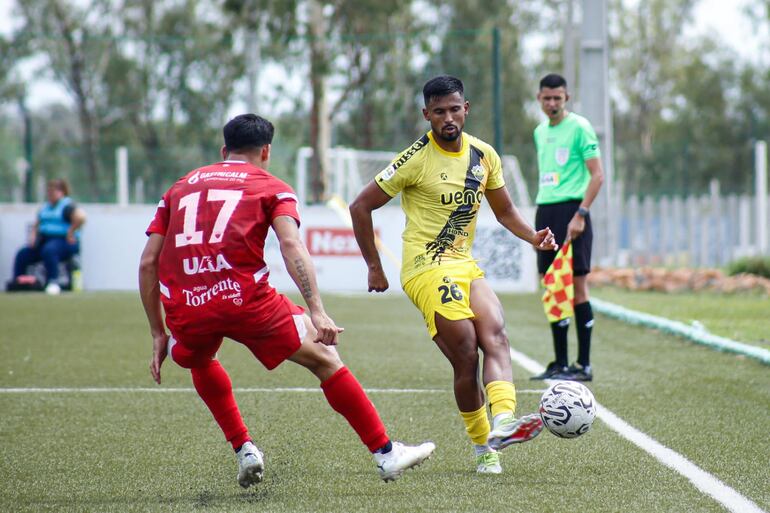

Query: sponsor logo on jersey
left=182, top=278, right=242, bottom=307
left=555, top=147, right=570, bottom=166
left=388, top=134, right=429, bottom=173
left=426, top=146, right=484, bottom=263
left=307, top=227, right=371, bottom=256
left=378, top=164, right=396, bottom=181
left=182, top=254, right=233, bottom=275
left=188, top=170, right=249, bottom=184
left=440, top=190, right=484, bottom=206
left=540, top=172, right=560, bottom=187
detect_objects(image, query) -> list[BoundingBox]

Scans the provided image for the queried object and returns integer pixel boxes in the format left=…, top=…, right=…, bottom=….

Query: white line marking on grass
left=0, top=386, right=546, bottom=394
left=510, top=348, right=765, bottom=513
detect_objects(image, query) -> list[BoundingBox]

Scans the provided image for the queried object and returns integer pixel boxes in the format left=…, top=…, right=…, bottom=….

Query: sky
left=0, top=0, right=766, bottom=110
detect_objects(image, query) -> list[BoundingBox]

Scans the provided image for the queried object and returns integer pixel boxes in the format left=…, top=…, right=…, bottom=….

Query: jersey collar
left=427, top=131, right=468, bottom=157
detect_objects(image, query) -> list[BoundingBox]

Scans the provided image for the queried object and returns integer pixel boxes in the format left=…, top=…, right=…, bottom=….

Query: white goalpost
left=295, top=146, right=533, bottom=208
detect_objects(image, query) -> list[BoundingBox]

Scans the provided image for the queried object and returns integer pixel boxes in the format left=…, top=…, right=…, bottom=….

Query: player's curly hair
left=422, top=75, right=464, bottom=106
left=223, top=114, right=274, bottom=152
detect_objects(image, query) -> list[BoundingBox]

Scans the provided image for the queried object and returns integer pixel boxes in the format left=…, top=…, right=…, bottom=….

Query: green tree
left=106, top=0, right=246, bottom=199
left=16, top=0, right=114, bottom=200
left=422, top=0, right=540, bottom=177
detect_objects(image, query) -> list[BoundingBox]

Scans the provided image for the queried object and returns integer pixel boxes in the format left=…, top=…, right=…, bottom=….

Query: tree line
left=0, top=0, right=768, bottom=202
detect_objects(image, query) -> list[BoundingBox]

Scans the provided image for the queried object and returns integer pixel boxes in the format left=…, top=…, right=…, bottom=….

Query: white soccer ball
left=539, top=381, right=597, bottom=438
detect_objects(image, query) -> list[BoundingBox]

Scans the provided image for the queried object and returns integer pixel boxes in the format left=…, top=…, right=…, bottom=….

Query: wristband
left=577, top=207, right=589, bottom=218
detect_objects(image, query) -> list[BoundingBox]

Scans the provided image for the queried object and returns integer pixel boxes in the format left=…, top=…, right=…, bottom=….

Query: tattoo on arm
left=294, top=258, right=313, bottom=300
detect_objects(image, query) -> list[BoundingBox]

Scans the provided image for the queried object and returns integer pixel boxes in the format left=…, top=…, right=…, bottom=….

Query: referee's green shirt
left=534, top=112, right=600, bottom=205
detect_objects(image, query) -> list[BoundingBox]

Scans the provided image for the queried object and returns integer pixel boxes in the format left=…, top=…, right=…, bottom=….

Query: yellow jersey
left=375, top=131, right=506, bottom=284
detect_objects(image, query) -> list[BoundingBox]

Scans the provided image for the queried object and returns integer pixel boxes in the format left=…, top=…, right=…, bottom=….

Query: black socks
left=549, top=318, right=570, bottom=367
left=575, top=301, right=594, bottom=367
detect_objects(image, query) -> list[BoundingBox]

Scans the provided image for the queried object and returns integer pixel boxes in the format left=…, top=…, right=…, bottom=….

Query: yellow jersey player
left=350, top=75, right=557, bottom=474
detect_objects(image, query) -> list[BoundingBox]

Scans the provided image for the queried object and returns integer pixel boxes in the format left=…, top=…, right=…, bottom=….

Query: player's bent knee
left=310, top=343, right=343, bottom=373
left=290, top=336, right=343, bottom=379
left=169, top=338, right=216, bottom=369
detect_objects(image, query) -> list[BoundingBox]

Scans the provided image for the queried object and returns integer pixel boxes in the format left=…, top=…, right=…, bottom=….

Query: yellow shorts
left=402, top=263, right=485, bottom=339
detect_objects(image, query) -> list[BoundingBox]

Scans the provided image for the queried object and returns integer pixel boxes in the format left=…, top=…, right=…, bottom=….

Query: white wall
left=0, top=203, right=537, bottom=293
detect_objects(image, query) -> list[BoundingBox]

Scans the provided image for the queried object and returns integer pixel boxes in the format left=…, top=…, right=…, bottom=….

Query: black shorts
left=535, top=199, right=593, bottom=276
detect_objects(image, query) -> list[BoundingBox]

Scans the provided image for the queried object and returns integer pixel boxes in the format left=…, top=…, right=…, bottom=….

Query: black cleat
left=530, top=361, right=569, bottom=380
left=553, top=362, right=593, bottom=382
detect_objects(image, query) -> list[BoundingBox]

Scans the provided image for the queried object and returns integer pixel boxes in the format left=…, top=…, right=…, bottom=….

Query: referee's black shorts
left=535, top=199, right=593, bottom=276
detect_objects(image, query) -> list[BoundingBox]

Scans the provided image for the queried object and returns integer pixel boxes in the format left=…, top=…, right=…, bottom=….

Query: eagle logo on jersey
left=425, top=147, right=486, bottom=264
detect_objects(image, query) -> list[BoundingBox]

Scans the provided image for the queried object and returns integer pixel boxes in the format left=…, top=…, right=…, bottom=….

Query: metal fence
left=594, top=184, right=770, bottom=268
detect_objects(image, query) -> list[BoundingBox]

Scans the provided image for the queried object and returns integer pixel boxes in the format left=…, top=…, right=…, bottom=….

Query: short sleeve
left=578, top=121, right=601, bottom=161
left=374, top=137, right=427, bottom=197
left=62, top=204, right=75, bottom=223
left=267, top=187, right=301, bottom=227
left=485, top=147, right=505, bottom=190
left=146, top=192, right=171, bottom=236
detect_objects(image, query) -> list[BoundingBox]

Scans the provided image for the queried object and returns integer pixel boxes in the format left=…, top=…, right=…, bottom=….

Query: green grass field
left=593, top=286, right=770, bottom=348
left=1, top=291, right=768, bottom=513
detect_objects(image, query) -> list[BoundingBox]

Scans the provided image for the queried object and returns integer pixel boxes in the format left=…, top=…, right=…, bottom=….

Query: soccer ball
left=539, top=381, right=597, bottom=438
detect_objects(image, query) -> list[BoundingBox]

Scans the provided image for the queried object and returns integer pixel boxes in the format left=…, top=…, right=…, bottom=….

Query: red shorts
left=166, top=294, right=306, bottom=370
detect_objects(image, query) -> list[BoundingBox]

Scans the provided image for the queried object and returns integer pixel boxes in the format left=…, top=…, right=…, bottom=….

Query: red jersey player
left=138, top=114, right=434, bottom=487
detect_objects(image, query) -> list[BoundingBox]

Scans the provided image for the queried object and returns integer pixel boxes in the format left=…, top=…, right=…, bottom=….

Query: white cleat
left=476, top=450, right=502, bottom=474
left=236, top=441, right=264, bottom=488
left=374, top=441, right=435, bottom=482
left=487, top=413, right=544, bottom=451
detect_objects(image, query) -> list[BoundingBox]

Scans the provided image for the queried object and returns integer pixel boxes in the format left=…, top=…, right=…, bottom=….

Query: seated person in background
left=12, top=178, right=86, bottom=294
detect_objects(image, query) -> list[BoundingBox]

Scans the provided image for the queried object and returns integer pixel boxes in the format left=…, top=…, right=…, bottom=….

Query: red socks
left=190, top=363, right=388, bottom=453
left=321, top=367, right=389, bottom=452
left=191, top=360, right=250, bottom=450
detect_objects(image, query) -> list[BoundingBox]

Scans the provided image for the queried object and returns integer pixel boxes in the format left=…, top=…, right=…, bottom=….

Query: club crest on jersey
left=182, top=254, right=233, bottom=275
left=555, top=147, right=570, bottom=166
left=470, top=164, right=485, bottom=181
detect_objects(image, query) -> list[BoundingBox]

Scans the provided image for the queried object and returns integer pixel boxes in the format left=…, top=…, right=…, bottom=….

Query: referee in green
left=530, top=73, right=605, bottom=382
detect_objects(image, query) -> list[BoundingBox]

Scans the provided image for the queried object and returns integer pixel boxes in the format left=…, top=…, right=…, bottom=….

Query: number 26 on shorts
left=438, top=283, right=463, bottom=304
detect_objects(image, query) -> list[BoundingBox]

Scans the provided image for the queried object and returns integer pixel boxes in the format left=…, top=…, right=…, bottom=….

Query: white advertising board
left=0, top=203, right=537, bottom=293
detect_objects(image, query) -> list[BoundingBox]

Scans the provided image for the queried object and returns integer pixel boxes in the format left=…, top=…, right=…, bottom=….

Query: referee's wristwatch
left=576, top=206, right=589, bottom=218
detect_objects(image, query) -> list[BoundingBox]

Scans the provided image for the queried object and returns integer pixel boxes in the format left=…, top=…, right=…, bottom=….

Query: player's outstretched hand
left=533, top=227, right=558, bottom=251
left=150, top=332, right=170, bottom=384
left=311, top=311, right=345, bottom=346
left=368, top=267, right=389, bottom=292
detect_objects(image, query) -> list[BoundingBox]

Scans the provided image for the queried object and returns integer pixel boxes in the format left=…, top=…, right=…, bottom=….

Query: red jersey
left=146, top=160, right=300, bottom=332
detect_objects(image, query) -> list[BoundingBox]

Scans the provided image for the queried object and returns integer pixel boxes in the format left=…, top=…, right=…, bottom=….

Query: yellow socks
left=459, top=404, right=490, bottom=445
left=485, top=380, right=516, bottom=419
left=459, top=382, right=517, bottom=444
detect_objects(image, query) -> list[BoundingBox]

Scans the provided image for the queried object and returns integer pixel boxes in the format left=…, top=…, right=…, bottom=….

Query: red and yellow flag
left=541, top=240, right=574, bottom=322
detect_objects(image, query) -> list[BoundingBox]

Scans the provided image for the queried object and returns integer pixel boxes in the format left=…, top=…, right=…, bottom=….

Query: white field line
left=510, top=347, right=765, bottom=513
left=0, top=386, right=545, bottom=394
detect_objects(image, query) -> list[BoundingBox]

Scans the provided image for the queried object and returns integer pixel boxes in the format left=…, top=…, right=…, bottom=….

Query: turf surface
left=0, top=292, right=767, bottom=512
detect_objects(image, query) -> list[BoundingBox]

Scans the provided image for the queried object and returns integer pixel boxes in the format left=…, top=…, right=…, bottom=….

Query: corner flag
left=541, top=240, right=574, bottom=322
